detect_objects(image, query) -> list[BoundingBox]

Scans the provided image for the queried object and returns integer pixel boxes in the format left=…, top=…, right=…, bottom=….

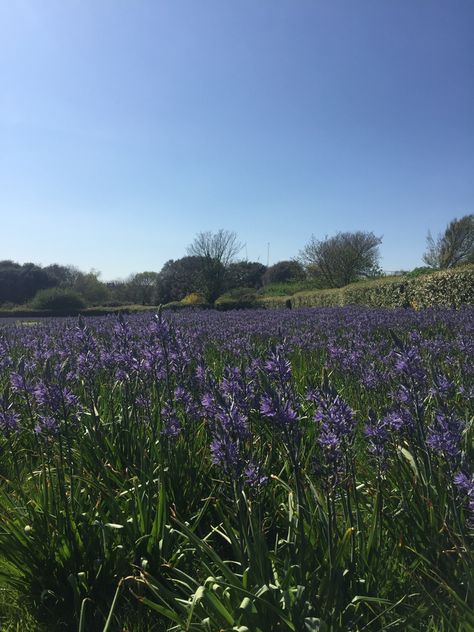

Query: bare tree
left=186, top=230, right=242, bottom=302
left=187, top=229, right=242, bottom=266
left=423, top=214, right=474, bottom=269
left=299, top=231, right=382, bottom=288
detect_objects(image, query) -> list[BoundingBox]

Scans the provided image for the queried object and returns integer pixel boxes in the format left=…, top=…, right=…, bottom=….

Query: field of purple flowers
left=0, top=307, right=473, bottom=631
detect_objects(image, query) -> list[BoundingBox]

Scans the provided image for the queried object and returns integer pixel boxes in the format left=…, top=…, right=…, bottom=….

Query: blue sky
left=1, top=0, right=473, bottom=280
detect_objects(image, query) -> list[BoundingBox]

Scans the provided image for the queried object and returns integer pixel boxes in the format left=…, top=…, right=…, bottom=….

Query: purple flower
left=312, top=387, right=356, bottom=486
left=10, top=372, right=33, bottom=395
left=364, top=415, right=390, bottom=461
left=0, top=409, right=20, bottom=433
left=244, top=460, right=268, bottom=488
left=161, top=404, right=181, bottom=438
left=264, top=347, right=292, bottom=383
left=210, top=434, right=240, bottom=473
left=34, top=414, right=59, bottom=435
left=426, top=412, right=464, bottom=460
left=429, top=374, right=455, bottom=400
left=260, top=394, right=298, bottom=427
left=135, top=395, right=150, bottom=409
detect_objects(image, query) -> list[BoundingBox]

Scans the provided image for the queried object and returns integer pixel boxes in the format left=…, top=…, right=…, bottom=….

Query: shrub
left=404, top=266, right=436, bottom=279
left=262, top=260, right=306, bottom=286
left=162, top=301, right=211, bottom=311
left=293, top=287, right=343, bottom=307
left=181, top=292, right=207, bottom=305
left=215, top=287, right=258, bottom=310
left=408, top=265, right=474, bottom=309
left=257, top=265, right=474, bottom=310
left=31, top=288, right=86, bottom=312
left=257, top=279, right=324, bottom=297
left=341, top=277, right=410, bottom=308
left=216, top=287, right=256, bottom=301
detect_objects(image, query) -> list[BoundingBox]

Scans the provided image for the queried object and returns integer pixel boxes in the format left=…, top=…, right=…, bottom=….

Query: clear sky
left=1, top=0, right=473, bottom=280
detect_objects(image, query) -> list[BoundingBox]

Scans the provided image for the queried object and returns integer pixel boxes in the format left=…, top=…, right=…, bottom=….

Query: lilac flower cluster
left=426, top=412, right=465, bottom=461
left=307, top=385, right=356, bottom=487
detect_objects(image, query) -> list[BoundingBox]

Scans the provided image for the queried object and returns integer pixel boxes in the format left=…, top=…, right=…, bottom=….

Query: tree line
left=1, top=214, right=472, bottom=307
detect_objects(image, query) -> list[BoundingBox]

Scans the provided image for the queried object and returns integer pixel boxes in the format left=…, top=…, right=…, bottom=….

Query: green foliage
left=226, top=261, right=267, bottom=289
left=299, top=231, right=382, bottom=287
left=262, top=260, right=306, bottom=286
left=257, top=279, right=326, bottom=297
left=258, top=266, right=474, bottom=309
left=72, top=271, right=109, bottom=305
left=0, top=261, right=57, bottom=305
left=215, top=287, right=258, bottom=309
left=404, top=266, right=436, bottom=279
left=409, top=265, right=474, bottom=308
left=424, top=214, right=474, bottom=269
left=162, top=301, right=211, bottom=311
left=187, top=229, right=242, bottom=302
left=30, top=288, right=86, bottom=311
left=127, top=271, right=160, bottom=305
left=340, top=276, right=411, bottom=308
left=155, top=256, right=206, bottom=304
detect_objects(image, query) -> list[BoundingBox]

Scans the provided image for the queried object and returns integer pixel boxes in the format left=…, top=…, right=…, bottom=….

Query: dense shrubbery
left=0, top=261, right=56, bottom=304
left=262, top=260, right=306, bottom=285
left=214, top=286, right=258, bottom=309
left=403, top=266, right=436, bottom=279
left=409, top=266, right=474, bottom=308
left=30, top=287, right=86, bottom=311
left=256, top=279, right=324, bottom=297
left=258, top=265, right=474, bottom=309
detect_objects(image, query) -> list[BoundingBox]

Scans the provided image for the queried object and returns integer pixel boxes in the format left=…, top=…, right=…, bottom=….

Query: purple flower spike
left=426, top=412, right=464, bottom=460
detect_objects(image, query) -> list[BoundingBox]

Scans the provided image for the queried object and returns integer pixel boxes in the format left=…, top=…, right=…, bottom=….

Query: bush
left=256, top=265, right=474, bottom=310
left=404, top=266, right=436, bottom=279
left=408, top=265, right=474, bottom=309
left=162, top=301, right=211, bottom=311
left=341, top=277, right=410, bottom=308
left=262, top=261, right=305, bottom=286
left=293, top=287, right=343, bottom=307
left=257, top=279, right=325, bottom=297
left=31, top=288, right=86, bottom=312
left=216, top=287, right=256, bottom=301
left=215, top=287, right=258, bottom=310
left=181, top=292, right=207, bottom=305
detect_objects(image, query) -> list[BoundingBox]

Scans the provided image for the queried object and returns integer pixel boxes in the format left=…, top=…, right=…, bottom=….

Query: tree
left=43, top=264, right=82, bottom=288
left=423, top=214, right=474, bottom=269
left=0, top=261, right=56, bottom=305
left=106, top=280, right=133, bottom=305
left=72, top=270, right=109, bottom=305
left=262, top=261, right=306, bottom=286
left=226, top=261, right=267, bottom=289
left=187, top=229, right=242, bottom=266
left=299, top=231, right=382, bottom=288
left=155, top=257, right=205, bottom=304
left=127, top=271, right=160, bottom=305
left=186, top=229, right=242, bottom=302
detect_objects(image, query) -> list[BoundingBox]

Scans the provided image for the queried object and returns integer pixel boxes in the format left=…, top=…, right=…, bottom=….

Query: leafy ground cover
left=0, top=307, right=472, bottom=631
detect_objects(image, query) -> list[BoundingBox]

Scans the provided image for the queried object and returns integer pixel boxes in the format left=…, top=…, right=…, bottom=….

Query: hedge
left=408, top=266, right=474, bottom=308
left=256, top=266, right=474, bottom=310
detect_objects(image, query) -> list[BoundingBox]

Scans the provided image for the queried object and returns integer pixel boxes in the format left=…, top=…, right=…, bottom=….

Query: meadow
left=0, top=307, right=472, bottom=631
